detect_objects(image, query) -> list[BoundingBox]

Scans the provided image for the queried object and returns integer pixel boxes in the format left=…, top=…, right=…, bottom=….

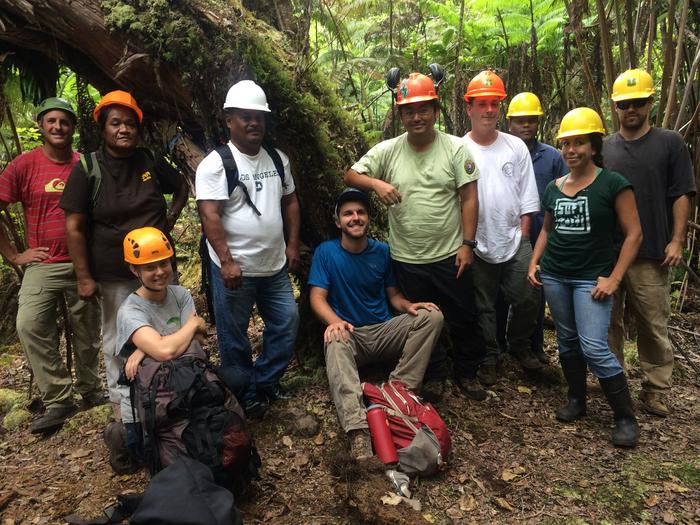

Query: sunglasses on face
left=616, top=98, right=650, bottom=110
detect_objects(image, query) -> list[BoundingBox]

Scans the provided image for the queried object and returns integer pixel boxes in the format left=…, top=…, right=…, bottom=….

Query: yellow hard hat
left=506, top=92, right=543, bottom=118
left=123, top=227, right=174, bottom=265
left=611, top=69, right=655, bottom=102
left=556, top=107, right=606, bottom=140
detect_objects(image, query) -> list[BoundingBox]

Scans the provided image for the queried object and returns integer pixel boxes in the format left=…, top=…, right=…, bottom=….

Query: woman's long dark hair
left=590, top=133, right=604, bottom=168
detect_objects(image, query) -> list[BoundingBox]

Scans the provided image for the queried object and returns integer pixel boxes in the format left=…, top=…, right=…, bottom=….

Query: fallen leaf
left=645, top=494, right=660, bottom=507
left=282, top=435, right=293, bottom=448
left=328, top=431, right=337, bottom=439
left=517, top=385, right=532, bottom=394
left=459, top=494, right=477, bottom=511
left=494, top=497, right=515, bottom=511
left=663, top=482, right=689, bottom=493
left=578, top=479, right=590, bottom=488
left=381, top=493, right=402, bottom=506
left=446, top=506, right=463, bottom=520
left=502, top=466, right=526, bottom=482
left=313, top=434, right=324, bottom=446
left=422, top=513, right=436, bottom=523
left=663, top=511, right=675, bottom=523
left=293, top=454, right=309, bottom=467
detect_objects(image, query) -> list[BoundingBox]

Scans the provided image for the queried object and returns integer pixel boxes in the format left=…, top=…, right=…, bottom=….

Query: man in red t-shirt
left=0, top=98, right=103, bottom=434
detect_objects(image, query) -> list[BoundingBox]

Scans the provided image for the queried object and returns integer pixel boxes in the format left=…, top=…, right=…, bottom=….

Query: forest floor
left=1, top=295, right=700, bottom=524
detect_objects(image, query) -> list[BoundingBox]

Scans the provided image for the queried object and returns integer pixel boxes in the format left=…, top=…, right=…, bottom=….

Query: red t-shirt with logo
left=0, top=148, right=78, bottom=264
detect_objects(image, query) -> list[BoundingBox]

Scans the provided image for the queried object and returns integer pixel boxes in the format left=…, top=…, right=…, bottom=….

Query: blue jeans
left=210, top=262, right=299, bottom=403
left=541, top=272, right=622, bottom=379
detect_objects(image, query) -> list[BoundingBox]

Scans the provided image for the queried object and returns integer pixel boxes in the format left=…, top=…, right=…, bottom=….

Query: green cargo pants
left=16, top=263, right=102, bottom=408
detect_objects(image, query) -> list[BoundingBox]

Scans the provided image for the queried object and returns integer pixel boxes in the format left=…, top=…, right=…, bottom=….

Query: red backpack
left=362, top=380, right=451, bottom=476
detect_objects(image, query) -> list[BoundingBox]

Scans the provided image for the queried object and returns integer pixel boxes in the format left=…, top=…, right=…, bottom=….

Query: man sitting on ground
left=309, top=189, right=444, bottom=459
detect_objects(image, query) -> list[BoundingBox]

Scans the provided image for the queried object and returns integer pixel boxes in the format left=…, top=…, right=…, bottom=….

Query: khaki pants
left=608, top=259, right=673, bottom=393
left=100, top=279, right=140, bottom=422
left=324, top=309, right=443, bottom=433
left=16, top=263, right=101, bottom=409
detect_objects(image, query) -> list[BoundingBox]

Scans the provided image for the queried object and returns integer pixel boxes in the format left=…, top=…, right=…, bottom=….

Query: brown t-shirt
left=60, top=147, right=181, bottom=281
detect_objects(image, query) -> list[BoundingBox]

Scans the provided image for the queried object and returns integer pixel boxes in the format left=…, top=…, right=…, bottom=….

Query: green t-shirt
left=540, top=168, right=632, bottom=280
left=351, top=131, right=479, bottom=263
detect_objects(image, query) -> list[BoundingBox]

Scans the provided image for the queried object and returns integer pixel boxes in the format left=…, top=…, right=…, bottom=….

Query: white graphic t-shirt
left=195, top=142, right=295, bottom=276
left=463, top=132, right=540, bottom=263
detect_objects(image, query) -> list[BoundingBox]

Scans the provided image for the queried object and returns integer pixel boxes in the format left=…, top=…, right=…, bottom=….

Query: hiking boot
left=348, top=429, right=373, bottom=461
left=599, top=373, right=640, bottom=448
left=556, top=353, right=587, bottom=422
left=29, top=404, right=78, bottom=434
left=243, top=398, right=269, bottom=420
left=476, top=364, right=497, bottom=386
left=421, top=380, right=445, bottom=403
left=81, top=391, right=108, bottom=410
left=533, top=349, right=550, bottom=365
left=103, top=421, right=140, bottom=474
left=260, top=385, right=291, bottom=403
left=640, top=391, right=669, bottom=417
left=454, top=376, right=487, bottom=401
left=513, top=350, right=544, bottom=371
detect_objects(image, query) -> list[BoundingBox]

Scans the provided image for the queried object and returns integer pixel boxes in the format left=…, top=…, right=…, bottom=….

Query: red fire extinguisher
left=366, top=404, right=399, bottom=465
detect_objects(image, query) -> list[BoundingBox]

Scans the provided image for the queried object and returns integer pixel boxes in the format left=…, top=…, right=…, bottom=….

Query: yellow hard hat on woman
left=123, top=227, right=173, bottom=265
left=506, top=92, right=543, bottom=117
left=556, top=107, right=606, bottom=140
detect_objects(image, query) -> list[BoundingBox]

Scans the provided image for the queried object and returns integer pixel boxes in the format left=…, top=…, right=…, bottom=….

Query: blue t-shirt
left=530, top=141, right=567, bottom=244
left=308, top=238, right=397, bottom=327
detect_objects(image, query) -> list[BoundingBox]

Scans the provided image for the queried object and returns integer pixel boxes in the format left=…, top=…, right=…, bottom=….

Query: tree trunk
left=0, top=0, right=370, bottom=360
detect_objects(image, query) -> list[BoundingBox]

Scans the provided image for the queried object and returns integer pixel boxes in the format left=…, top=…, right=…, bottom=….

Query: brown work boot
left=104, top=421, right=140, bottom=474
left=421, top=380, right=446, bottom=403
left=81, top=391, right=108, bottom=410
left=29, top=404, right=78, bottom=434
left=454, top=376, right=487, bottom=401
left=476, top=364, right=497, bottom=386
left=348, top=429, right=373, bottom=461
left=513, top=350, right=544, bottom=371
left=640, top=391, right=669, bottom=417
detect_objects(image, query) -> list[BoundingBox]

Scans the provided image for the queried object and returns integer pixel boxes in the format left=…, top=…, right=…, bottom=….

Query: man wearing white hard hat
left=196, top=80, right=301, bottom=419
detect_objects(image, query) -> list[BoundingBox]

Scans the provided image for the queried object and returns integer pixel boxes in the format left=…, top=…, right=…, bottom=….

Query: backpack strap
left=261, top=143, right=286, bottom=188
left=215, top=145, right=262, bottom=216
left=80, top=152, right=102, bottom=209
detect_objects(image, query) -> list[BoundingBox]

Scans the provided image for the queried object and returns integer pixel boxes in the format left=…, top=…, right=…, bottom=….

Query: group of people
left=1, top=66, right=694, bottom=474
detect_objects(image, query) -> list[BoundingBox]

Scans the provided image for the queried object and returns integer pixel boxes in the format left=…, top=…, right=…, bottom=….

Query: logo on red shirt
left=44, top=178, right=65, bottom=193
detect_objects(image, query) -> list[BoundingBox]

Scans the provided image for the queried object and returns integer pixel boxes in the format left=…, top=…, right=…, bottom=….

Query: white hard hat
left=223, top=80, right=271, bottom=112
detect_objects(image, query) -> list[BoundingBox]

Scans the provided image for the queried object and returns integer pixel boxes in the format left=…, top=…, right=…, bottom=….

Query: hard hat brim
left=555, top=129, right=606, bottom=140
left=223, top=103, right=271, bottom=112
left=396, top=95, right=439, bottom=106
left=506, top=109, right=544, bottom=118
left=610, top=91, right=655, bottom=102
left=93, top=101, right=144, bottom=123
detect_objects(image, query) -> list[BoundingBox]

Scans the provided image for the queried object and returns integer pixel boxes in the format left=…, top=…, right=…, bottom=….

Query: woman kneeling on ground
left=527, top=107, right=643, bottom=447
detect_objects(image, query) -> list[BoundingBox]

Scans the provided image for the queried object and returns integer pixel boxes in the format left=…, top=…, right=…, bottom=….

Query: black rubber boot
left=556, top=353, right=587, bottom=422
left=598, top=372, right=640, bottom=448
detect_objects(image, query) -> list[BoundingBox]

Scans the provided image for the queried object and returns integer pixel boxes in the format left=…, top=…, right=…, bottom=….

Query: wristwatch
left=462, top=239, right=478, bottom=248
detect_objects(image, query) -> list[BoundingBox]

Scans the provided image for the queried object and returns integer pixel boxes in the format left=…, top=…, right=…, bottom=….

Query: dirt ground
left=1, top=312, right=700, bottom=524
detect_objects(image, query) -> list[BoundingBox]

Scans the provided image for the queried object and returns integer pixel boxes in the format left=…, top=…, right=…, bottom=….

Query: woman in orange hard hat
left=59, top=90, right=188, bottom=472
left=527, top=107, right=643, bottom=448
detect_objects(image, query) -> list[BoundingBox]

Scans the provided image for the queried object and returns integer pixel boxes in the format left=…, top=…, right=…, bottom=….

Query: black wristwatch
left=462, top=239, right=478, bottom=248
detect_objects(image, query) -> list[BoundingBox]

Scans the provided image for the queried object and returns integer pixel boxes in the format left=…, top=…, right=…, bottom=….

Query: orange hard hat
left=93, top=90, right=144, bottom=123
left=464, top=69, right=507, bottom=101
left=396, top=73, right=438, bottom=106
left=123, top=227, right=174, bottom=265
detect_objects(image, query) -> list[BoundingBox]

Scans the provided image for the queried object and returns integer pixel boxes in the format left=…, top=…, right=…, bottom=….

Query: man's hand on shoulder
left=662, top=239, right=684, bottom=267
left=324, top=320, right=355, bottom=344
left=12, top=246, right=50, bottom=265
left=407, top=302, right=440, bottom=316
left=221, top=259, right=243, bottom=289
